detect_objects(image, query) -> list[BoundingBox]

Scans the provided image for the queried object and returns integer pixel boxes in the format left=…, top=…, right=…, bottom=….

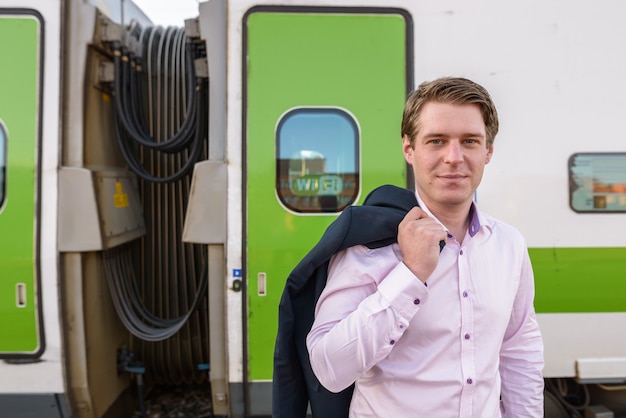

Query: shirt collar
left=414, top=191, right=483, bottom=238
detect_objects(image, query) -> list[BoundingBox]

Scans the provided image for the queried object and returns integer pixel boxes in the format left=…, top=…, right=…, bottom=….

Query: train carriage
left=0, top=0, right=625, bottom=417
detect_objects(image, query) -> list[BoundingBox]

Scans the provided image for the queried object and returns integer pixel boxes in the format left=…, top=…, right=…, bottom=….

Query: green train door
left=243, top=5, right=413, bottom=399
left=0, top=10, right=44, bottom=358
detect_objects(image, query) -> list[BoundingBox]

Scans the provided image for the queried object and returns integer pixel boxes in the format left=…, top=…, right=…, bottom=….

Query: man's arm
left=306, top=244, right=428, bottom=393
left=499, top=251, right=545, bottom=417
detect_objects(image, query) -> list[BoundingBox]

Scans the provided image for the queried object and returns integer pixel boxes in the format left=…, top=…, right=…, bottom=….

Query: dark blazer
left=272, top=184, right=419, bottom=418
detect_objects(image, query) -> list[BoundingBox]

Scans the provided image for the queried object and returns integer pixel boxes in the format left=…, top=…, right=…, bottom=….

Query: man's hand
left=397, top=207, right=447, bottom=283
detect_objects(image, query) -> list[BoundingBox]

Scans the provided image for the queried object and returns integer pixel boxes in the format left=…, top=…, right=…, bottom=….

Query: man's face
left=402, top=101, right=493, bottom=211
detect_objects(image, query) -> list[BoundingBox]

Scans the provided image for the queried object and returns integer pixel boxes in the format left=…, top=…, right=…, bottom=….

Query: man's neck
left=423, top=200, right=473, bottom=243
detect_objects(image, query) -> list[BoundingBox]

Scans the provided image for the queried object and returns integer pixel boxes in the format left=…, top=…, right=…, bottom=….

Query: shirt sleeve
left=499, top=249, right=545, bottom=417
left=306, top=244, right=428, bottom=393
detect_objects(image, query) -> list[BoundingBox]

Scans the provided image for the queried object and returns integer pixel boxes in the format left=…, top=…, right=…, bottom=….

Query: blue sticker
left=233, top=269, right=242, bottom=277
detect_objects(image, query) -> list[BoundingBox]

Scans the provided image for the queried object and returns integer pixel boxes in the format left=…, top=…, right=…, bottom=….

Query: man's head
left=401, top=77, right=499, bottom=148
left=401, top=77, right=498, bottom=212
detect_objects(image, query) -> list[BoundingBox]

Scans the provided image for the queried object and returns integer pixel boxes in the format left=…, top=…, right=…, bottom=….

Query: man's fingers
left=404, top=206, right=426, bottom=221
left=401, top=207, right=446, bottom=241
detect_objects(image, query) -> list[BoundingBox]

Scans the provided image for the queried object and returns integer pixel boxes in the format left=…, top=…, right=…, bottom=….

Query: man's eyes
left=427, top=139, right=480, bottom=145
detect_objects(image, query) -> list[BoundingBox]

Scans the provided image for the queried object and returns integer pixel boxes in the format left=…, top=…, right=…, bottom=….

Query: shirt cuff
left=378, top=261, right=429, bottom=320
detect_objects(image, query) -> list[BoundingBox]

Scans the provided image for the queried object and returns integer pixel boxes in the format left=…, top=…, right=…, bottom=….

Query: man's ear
left=485, top=144, right=494, bottom=164
left=402, top=134, right=413, bottom=164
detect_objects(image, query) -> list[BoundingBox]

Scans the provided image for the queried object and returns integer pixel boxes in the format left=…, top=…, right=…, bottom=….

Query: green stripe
left=531, top=247, right=626, bottom=313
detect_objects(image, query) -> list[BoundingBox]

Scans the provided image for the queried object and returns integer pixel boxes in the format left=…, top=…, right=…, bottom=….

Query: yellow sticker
left=113, top=181, right=129, bottom=208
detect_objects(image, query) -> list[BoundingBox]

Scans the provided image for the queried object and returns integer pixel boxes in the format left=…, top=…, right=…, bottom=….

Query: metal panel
left=182, top=161, right=227, bottom=244
left=58, top=167, right=103, bottom=251
left=92, top=169, right=145, bottom=248
left=58, top=167, right=145, bottom=251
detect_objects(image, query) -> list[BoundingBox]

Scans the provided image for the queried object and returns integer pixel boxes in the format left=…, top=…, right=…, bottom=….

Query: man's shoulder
left=479, top=209, right=526, bottom=244
left=363, top=184, right=416, bottom=209
left=287, top=186, right=412, bottom=286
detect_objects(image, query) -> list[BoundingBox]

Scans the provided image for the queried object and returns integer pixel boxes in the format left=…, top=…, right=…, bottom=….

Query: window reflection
left=569, top=153, right=626, bottom=212
left=276, top=108, right=360, bottom=213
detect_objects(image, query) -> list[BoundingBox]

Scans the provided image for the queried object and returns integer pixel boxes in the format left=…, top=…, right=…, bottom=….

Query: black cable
left=124, top=44, right=198, bottom=152
left=545, top=378, right=589, bottom=417
left=103, top=244, right=209, bottom=342
left=112, top=76, right=206, bottom=184
left=111, top=41, right=198, bottom=152
left=109, top=33, right=206, bottom=184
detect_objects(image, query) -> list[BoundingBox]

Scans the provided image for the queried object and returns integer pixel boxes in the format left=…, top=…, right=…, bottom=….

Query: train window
left=569, top=153, right=626, bottom=212
left=276, top=108, right=360, bottom=213
left=0, top=121, right=6, bottom=209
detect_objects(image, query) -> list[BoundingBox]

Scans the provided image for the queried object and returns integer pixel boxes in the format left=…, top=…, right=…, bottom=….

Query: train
left=1, top=0, right=626, bottom=417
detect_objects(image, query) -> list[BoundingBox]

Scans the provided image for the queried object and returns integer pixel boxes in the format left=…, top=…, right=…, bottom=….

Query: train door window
left=569, top=153, right=626, bottom=212
left=0, top=121, right=6, bottom=209
left=276, top=108, right=360, bottom=213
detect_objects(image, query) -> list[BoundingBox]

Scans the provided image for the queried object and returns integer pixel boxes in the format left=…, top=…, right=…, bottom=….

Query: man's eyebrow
left=421, top=132, right=485, bottom=139
left=461, top=133, right=487, bottom=140
left=421, top=132, right=447, bottom=139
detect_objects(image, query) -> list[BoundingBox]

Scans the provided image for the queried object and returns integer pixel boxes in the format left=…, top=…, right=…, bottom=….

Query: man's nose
left=444, top=141, right=463, bottom=163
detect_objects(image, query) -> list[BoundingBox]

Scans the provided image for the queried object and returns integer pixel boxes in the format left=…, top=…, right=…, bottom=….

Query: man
left=306, top=77, right=544, bottom=417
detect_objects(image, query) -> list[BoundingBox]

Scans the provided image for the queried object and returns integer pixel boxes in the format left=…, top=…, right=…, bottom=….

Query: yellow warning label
left=113, top=181, right=129, bottom=208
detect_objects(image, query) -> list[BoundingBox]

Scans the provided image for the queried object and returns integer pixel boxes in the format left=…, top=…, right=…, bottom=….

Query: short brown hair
left=401, top=77, right=499, bottom=148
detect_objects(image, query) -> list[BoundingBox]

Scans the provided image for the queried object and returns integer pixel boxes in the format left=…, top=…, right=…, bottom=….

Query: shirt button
left=466, top=378, right=473, bottom=385
left=390, top=339, right=395, bottom=345
left=464, top=333, right=470, bottom=340
left=463, top=291, right=469, bottom=298
left=413, top=299, right=420, bottom=305
left=399, top=324, right=404, bottom=329
left=460, top=250, right=464, bottom=255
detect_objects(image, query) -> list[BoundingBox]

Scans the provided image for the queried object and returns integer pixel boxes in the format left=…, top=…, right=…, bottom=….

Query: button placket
left=458, top=243, right=476, bottom=409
